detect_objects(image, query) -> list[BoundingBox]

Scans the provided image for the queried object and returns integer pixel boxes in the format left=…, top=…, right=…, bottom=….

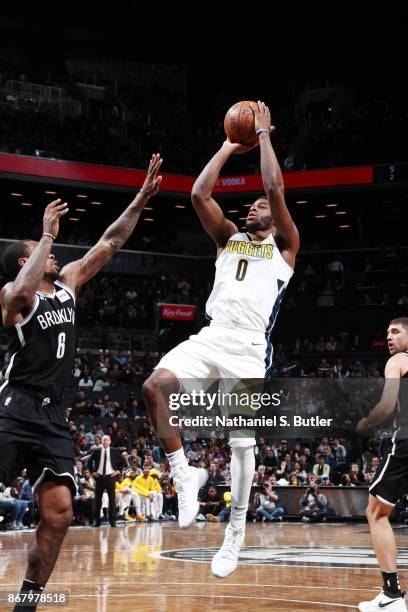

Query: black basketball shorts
left=0, top=383, right=76, bottom=495
left=369, top=437, right=408, bottom=506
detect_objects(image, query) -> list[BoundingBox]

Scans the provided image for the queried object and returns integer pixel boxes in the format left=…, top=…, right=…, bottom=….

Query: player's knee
left=41, top=504, right=73, bottom=531
left=142, top=375, right=161, bottom=405
left=366, top=503, right=380, bottom=523
left=366, top=498, right=391, bottom=523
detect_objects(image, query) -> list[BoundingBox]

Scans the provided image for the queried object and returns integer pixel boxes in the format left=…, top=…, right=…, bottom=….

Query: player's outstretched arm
left=191, top=140, right=255, bottom=248
left=0, top=199, right=69, bottom=315
left=356, top=354, right=403, bottom=433
left=60, top=154, right=163, bottom=294
left=254, top=101, right=300, bottom=267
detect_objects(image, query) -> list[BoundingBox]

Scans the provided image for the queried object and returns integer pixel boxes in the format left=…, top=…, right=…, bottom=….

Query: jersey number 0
left=236, top=259, right=248, bottom=281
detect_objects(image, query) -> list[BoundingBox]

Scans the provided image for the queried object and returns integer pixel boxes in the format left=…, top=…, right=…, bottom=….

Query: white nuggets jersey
left=206, top=232, right=293, bottom=334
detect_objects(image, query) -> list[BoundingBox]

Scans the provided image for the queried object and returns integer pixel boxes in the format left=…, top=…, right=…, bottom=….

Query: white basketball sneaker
left=359, top=590, right=407, bottom=611
left=172, top=464, right=208, bottom=528
left=211, top=523, right=245, bottom=578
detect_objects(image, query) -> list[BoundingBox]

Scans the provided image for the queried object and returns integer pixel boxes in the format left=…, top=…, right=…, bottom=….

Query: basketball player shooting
left=356, top=318, right=408, bottom=611
left=0, top=154, right=162, bottom=611
left=143, top=101, right=299, bottom=577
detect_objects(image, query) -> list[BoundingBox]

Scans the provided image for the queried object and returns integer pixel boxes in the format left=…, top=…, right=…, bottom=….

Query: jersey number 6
left=56, top=332, right=66, bottom=359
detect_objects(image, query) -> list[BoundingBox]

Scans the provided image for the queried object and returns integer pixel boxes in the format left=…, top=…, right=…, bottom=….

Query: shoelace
left=219, top=528, right=244, bottom=561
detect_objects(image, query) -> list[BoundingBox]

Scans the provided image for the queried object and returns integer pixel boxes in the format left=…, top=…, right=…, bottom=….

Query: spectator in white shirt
left=79, top=375, right=94, bottom=388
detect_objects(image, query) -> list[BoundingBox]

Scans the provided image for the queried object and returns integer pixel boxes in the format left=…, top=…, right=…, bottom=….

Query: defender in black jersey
left=0, top=153, right=163, bottom=610
left=356, top=318, right=408, bottom=611
left=0, top=279, right=77, bottom=495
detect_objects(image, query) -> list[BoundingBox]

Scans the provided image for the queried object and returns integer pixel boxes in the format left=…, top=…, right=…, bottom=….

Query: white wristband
left=42, top=232, right=56, bottom=241
left=256, top=128, right=270, bottom=136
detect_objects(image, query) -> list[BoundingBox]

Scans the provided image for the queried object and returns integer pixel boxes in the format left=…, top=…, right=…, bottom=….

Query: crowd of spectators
left=65, top=344, right=388, bottom=400
left=0, top=329, right=395, bottom=531
left=73, top=272, right=207, bottom=332
left=1, top=418, right=389, bottom=530
left=291, top=253, right=408, bottom=310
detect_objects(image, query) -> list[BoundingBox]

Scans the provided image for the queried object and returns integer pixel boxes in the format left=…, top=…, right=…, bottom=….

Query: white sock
left=229, top=445, right=255, bottom=531
left=166, top=447, right=188, bottom=471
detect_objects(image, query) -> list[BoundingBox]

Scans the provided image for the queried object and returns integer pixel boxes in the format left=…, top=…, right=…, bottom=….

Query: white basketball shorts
left=155, top=322, right=269, bottom=447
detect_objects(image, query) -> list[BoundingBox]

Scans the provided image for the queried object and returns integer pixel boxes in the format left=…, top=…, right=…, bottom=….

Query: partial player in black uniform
left=0, top=153, right=163, bottom=610
left=356, top=318, right=408, bottom=611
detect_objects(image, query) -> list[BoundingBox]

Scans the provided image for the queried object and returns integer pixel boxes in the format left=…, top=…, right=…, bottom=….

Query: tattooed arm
left=60, top=154, right=162, bottom=294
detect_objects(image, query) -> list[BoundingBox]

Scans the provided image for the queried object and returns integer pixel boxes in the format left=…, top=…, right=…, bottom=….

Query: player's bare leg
left=143, top=369, right=208, bottom=528
left=368, top=495, right=396, bottom=571
left=14, top=480, right=73, bottom=612
left=143, top=368, right=182, bottom=454
left=358, top=495, right=406, bottom=611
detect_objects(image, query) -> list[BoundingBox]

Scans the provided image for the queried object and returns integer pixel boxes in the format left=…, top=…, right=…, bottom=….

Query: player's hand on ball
left=43, top=199, right=69, bottom=238
left=252, top=101, right=275, bottom=135
left=223, top=138, right=259, bottom=155
left=140, top=153, right=163, bottom=198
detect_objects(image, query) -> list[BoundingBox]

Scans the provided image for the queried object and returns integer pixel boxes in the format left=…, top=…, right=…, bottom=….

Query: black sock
left=20, top=579, right=44, bottom=593
left=13, top=580, right=45, bottom=611
left=382, top=571, right=402, bottom=596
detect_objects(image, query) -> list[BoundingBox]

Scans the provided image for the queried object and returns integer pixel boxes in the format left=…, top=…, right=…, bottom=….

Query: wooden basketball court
left=2, top=522, right=408, bottom=611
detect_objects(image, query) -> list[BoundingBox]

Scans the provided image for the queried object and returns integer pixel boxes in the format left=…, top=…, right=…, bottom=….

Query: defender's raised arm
left=60, top=154, right=163, bottom=294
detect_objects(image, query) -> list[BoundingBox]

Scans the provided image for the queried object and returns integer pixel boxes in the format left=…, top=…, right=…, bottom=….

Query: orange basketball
left=224, top=100, right=257, bottom=146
